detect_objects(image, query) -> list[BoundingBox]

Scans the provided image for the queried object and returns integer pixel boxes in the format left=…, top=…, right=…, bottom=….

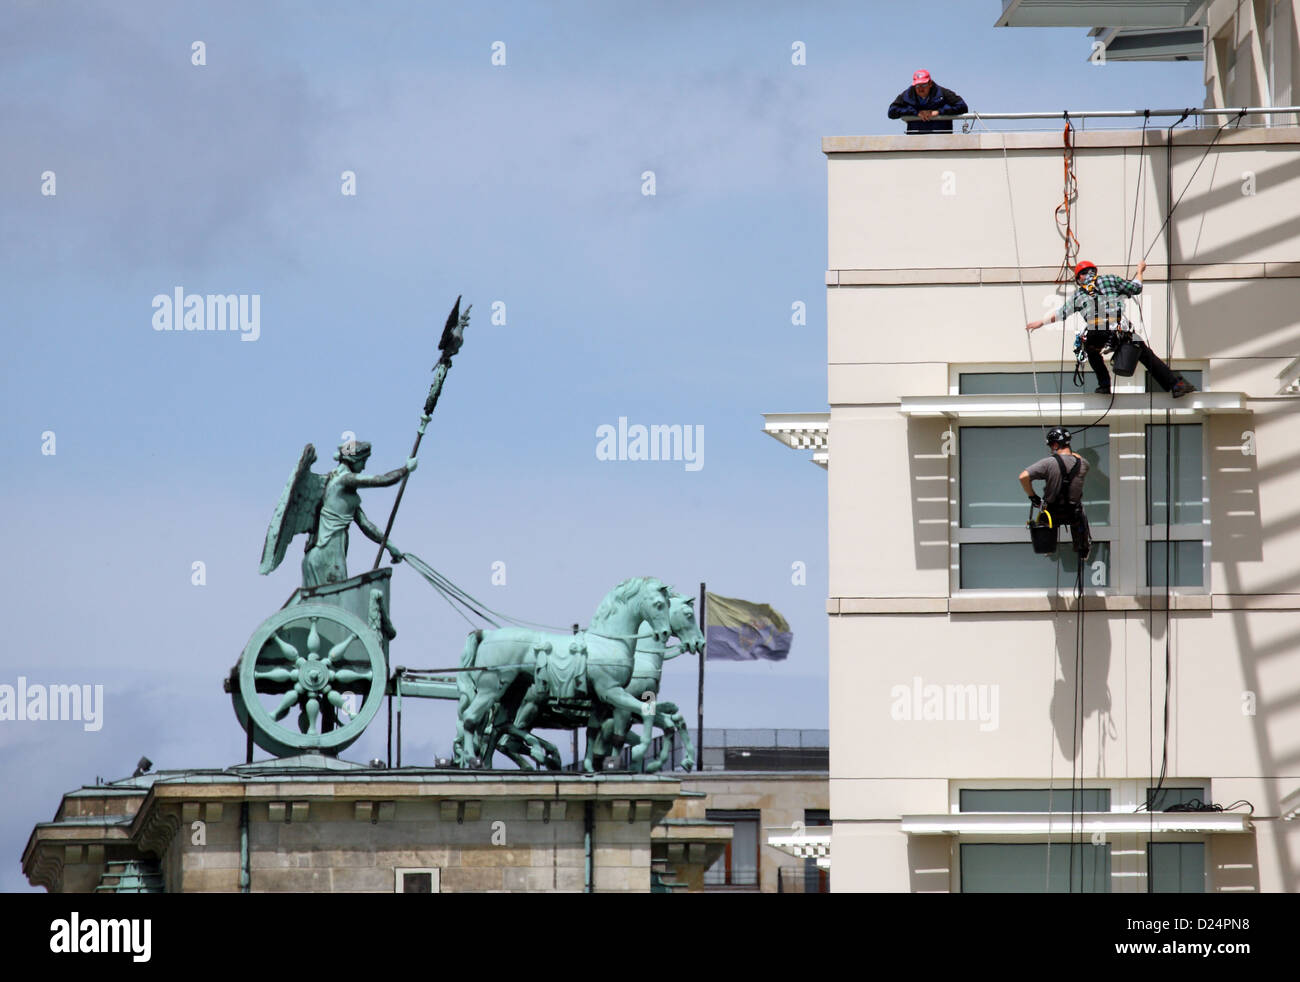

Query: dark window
left=961, top=843, right=1111, bottom=893
left=1144, top=370, right=1202, bottom=393
left=704, top=809, right=760, bottom=888
left=959, top=372, right=1079, bottom=395
left=400, top=872, right=433, bottom=893
left=1148, top=842, right=1205, bottom=893
left=960, top=788, right=1110, bottom=812
left=1146, top=787, right=1208, bottom=811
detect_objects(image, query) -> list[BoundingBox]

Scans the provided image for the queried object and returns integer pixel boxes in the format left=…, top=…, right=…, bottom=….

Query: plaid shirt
left=1056, top=274, right=1142, bottom=333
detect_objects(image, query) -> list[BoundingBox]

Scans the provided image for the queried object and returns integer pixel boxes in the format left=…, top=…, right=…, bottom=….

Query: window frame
left=703, top=808, right=762, bottom=890
left=947, top=364, right=1211, bottom=596
left=948, top=779, right=1213, bottom=893
left=1141, top=421, right=1210, bottom=592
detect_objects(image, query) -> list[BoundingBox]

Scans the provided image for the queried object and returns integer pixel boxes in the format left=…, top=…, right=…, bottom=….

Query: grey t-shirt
left=1026, top=451, right=1088, bottom=505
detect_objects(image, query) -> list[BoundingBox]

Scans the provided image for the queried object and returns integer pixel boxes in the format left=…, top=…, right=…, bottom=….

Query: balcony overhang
left=995, top=0, right=1201, bottom=29
left=763, top=412, right=829, bottom=469
left=1279, top=356, right=1300, bottom=395
left=1091, top=26, right=1204, bottom=61
left=767, top=826, right=831, bottom=868
left=1282, top=786, right=1300, bottom=822
left=901, top=811, right=1252, bottom=836
left=898, top=391, right=1247, bottom=420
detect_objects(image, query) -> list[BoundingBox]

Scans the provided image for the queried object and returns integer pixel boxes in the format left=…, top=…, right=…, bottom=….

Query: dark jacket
left=887, top=82, right=968, bottom=133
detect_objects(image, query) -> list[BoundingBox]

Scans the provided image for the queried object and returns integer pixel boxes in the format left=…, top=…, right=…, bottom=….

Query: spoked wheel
left=233, top=603, right=386, bottom=757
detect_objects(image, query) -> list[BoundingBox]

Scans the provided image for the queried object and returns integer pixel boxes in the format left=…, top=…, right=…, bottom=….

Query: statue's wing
left=259, top=444, right=326, bottom=574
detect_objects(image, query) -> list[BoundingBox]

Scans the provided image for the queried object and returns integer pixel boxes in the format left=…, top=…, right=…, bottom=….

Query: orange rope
left=1054, top=121, right=1080, bottom=283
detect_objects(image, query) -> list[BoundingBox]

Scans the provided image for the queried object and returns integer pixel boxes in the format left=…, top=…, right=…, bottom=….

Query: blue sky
left=0, top=1, right=1205, bottom=891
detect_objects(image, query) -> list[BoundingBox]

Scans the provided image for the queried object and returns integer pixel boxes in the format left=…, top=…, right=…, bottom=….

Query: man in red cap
left=887, top=70, right=968, bottom=133
left=1026, top=259, right=1196, bottom=397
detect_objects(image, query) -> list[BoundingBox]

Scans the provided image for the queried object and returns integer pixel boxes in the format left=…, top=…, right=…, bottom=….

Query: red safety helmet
left=1073, top=260, right=1098, bottom=279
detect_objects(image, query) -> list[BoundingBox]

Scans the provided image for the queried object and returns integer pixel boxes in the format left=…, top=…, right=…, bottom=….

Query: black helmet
left=1046, top=426, right=1072, bottom=447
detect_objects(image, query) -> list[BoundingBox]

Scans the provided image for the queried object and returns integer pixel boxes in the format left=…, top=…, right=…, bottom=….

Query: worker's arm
left=1020, top=468, right=1042, bottom=507
left=941, top=87, right=968, bottom=115
left=887, top=90, right=911, bottom=119
left=1027, top=304, right=1069, bottom=332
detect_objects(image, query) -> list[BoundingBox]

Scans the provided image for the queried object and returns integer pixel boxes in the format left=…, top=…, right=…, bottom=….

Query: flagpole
left=697, top=581, right=706, bottom=772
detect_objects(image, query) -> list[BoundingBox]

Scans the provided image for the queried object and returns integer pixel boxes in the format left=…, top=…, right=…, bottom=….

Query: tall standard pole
left=697, top=582, right=706, bottom=772
left=372, top=298, right=469, bottom=569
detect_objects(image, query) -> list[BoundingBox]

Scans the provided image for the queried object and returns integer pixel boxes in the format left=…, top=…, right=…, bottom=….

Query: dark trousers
left=1050, top=501, right=1092, bottom=559
left=1084, top=331, right=1180, bottom=392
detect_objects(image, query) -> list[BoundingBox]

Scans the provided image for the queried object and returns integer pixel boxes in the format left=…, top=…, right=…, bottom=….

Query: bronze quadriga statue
left=226, top=298, right=704, bottom=768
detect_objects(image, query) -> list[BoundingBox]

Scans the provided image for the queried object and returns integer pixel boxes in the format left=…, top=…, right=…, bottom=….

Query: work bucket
left=1028, top=510, right=1058, bottom=554
left=1111, top=339, right=1141, bottom=377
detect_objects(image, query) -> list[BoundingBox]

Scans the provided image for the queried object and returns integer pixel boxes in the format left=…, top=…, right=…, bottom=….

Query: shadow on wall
left=1211, top=415, right=1263, bottom=566
left=1172, top=280, right=1300, bottom=362
left=1212, top=830, right=1262, bottom=893
left=907, top=834, right=952, bottom=894
left=1050, top=607, right=1114, bottom=764
left=907, top=417, right=952, bottom=572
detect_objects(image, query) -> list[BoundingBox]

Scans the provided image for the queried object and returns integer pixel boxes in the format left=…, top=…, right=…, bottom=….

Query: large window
left=1145, top=424, right=1204, bottom=588
left=704, top=809, right=760, bottom=888
left=961, top=843, right=1111, bottom=893
left=956, top=426, right=1110, bottom=589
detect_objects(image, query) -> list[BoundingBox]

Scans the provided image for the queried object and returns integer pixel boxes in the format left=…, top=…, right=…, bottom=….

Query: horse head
left=637, top=579, right=673, bottom=643
left=669, top=594, right=705, bottom=654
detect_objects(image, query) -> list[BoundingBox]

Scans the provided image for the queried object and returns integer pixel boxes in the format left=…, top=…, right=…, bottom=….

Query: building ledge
left=767, top=826, right=831, bottom=868
left=898, top=391, right=1248, bottom=419
left=901, top=812, right=1252, bottom=836
left=762, top=412, right=829, bottom=469
left=827, top=262, right=1300, bottom=285
left=823, top=127, right=1300, bottom=154
left=1282, top=786, right=1300, bottom=822
left=1279, top=356, right=1300, bottom=395
left=829, top=594, right=1300, bottom=614
left=652, top=819, right=734, bottom=844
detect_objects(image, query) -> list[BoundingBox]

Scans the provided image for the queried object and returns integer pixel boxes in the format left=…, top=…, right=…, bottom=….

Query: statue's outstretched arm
left=350, top=459, right=414, bottom=490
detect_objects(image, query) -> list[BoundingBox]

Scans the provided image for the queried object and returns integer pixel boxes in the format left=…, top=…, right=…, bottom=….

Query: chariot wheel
left=233, top=603, right=387, bottom=757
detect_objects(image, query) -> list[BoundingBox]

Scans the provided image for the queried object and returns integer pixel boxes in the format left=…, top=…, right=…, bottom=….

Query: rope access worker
left=1025, top=260, right=1197, bottom=398
left=887, top=70, right=968, bottom=134
left=1019, top=427, right=1091, bottom=559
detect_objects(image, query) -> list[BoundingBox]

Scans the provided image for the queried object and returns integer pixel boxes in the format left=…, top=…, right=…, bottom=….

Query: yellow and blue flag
left=704, top=592, right=792, bottom=661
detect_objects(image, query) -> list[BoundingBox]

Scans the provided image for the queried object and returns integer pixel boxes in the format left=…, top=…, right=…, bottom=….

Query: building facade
left=768, top=16, right=1300, bottom=888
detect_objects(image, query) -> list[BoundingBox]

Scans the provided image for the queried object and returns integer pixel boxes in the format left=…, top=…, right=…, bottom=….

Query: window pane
left=960, top=372, right=1078, bottom=395
left=1146, top=424, right=1202, bottom=525
left=962, top=426, right=1109, bottom=528
left=1147, top=540, right=1203, bottom=587
left=961, top=542, right=1110, bottom=589
left=960, top=789, right=1110, bottom=812
left=1144, top=370, right=1202, bottom=393
left=704, top=810, right=760, bottom=887
left=1148, top=842, right=1204, bottom=893
left=961, top=843, right=1110, bottom=893
left=1146, top=787, right=1207, bottom=811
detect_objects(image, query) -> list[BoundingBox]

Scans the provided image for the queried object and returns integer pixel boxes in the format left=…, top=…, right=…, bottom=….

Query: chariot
left=226, top=569, right=396, bottom=758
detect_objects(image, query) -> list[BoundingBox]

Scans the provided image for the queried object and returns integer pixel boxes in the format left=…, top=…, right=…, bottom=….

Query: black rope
left=1139, top=109, right=1246, bottom=264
